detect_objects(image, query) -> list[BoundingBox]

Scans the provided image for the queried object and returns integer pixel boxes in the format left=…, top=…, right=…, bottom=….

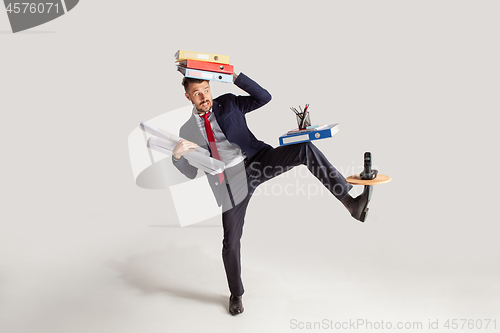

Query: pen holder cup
left=296, top=113, right=311, bottom=129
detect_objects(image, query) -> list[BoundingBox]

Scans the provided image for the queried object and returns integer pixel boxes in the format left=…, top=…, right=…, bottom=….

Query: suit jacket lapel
left=184, top=114, right=208, bottom=150
left=213, top=101, right=227, bottom=136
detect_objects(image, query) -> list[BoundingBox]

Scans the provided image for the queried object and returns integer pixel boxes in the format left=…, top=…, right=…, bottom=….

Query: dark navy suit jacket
left=173, top=73, right=272, bottom=204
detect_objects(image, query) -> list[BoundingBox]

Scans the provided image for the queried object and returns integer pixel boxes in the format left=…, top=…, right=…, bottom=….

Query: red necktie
left=201, top=112, right=224, bottom=183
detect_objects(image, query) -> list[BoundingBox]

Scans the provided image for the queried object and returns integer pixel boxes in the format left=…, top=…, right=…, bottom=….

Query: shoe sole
left=360, top=208, right=369, bottom=222
left=355, top=185, right=372, bottom=223
left=366, top=185, right=373, bottom=203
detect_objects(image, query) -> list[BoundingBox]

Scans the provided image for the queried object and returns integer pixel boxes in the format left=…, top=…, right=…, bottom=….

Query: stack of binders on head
left=175, top=50, right=234, bottom=83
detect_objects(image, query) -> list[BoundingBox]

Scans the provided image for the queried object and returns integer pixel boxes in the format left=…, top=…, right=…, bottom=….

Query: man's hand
left=232, top=71, right=239, bottom=83
left=173, top=139, right=199, bottom=160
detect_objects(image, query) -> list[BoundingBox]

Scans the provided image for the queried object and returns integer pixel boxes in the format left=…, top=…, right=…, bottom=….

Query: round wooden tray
left=346, top=174, right=391, bottom=185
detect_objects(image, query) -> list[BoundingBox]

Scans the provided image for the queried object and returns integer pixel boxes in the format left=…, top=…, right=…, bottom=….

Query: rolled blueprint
left=143, top=124, right=225, bottom=175
left=140, top=122, right=209, bottom=156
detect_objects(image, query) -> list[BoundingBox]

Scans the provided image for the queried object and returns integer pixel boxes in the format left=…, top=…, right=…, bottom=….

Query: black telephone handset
left=360, top=152, right=378, bottom=180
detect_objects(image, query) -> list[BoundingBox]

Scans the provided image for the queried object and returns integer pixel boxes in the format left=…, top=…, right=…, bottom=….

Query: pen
left=300, top=104, right=309, bottom=129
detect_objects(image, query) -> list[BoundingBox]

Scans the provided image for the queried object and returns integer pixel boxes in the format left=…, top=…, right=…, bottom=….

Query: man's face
left=185, top=81, right=213, bottom=114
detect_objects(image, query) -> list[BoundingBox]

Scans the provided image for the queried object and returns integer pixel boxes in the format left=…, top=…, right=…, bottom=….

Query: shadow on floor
left=104, top=245, right=228, bottom=311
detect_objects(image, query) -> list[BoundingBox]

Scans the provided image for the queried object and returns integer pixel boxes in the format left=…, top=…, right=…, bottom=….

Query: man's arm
left=232, top=72, right=272, bottom=114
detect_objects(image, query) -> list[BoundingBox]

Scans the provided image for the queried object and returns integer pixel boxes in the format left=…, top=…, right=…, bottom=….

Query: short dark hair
left=182, top=77, right=209, bottom=92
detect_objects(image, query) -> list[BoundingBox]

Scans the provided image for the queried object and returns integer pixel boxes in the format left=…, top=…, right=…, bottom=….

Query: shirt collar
left=192, top=106, right=213, bottom=118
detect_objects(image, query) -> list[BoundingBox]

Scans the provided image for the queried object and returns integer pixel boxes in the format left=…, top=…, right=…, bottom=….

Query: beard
left=195, top=99, right=212, bottom=114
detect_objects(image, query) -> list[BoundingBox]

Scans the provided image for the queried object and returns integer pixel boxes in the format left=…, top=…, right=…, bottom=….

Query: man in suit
left=172, top=71, right=371, bottom=315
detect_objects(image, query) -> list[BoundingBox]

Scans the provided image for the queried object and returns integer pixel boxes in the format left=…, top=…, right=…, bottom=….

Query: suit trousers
left=221, top=141, right=353, bottom=296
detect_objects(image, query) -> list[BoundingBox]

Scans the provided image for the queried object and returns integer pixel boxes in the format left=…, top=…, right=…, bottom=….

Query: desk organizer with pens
left=291, top=104, right=311, bottom=129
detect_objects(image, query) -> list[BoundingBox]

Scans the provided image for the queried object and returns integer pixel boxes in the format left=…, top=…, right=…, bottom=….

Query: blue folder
left=177, top=67, right=233, bottom=83
left=279, top=124, right=340, bottom=146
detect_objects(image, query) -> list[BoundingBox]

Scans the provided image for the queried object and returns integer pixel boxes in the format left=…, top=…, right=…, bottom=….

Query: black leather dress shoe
left=229, top=294, right=244, bottom=315
left=351, top=185, right=372, bottom=222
